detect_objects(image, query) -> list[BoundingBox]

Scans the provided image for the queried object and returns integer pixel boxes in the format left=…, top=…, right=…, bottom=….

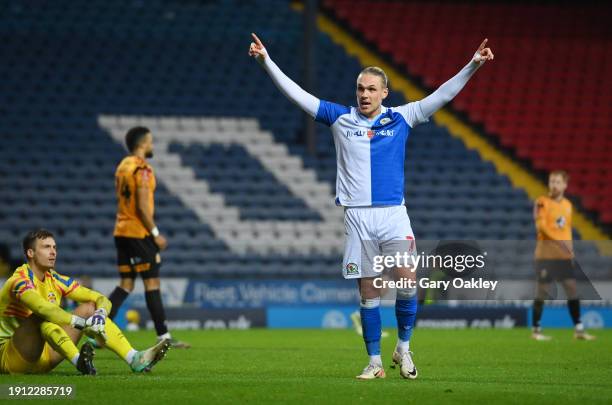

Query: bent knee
left=73, top=302, right=96, bottom=318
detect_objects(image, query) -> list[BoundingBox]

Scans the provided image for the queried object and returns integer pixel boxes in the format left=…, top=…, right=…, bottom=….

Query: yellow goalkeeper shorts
left=0, top=338, right=52, bottom=374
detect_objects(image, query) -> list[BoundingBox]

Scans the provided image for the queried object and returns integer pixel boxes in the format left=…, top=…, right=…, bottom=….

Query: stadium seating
left=1, top=0, right=603, bottom=280
left=325, top=0, right=612, bottom=225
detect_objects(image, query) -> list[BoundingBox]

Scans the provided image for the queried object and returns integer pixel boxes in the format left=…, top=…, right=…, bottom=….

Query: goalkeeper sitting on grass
left=0, top=229, right=170, bottom=375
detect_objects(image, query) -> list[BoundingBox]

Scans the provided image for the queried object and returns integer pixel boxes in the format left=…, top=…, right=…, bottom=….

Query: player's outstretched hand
left=85, top=308, right=107, bottom=342
left=248, top=33, right=267, bottom=62
left=473, top=38, right=494, bottom=65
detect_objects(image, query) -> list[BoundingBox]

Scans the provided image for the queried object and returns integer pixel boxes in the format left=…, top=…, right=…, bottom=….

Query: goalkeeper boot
left=162, top=337, right=191, bottom=349
left=130, top=339, right=171, bottom=373
left=391, top=350, right=418, bottom=379
left=76, top=342, right=96, bottom=376
left=356, top=363, right=386, bottom=380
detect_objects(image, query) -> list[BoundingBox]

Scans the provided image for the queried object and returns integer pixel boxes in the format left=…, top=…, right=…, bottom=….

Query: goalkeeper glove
left=85, top=308, right=108, bottom=342
left=71, top=315, right=86, bottom=330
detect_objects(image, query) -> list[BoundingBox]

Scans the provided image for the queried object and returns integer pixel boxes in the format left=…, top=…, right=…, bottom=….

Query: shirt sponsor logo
left=377, top=129, right=395, bottom=137
left=344, top=129, right=396, bottom=139
left=344, top=130, right=367, bottom=138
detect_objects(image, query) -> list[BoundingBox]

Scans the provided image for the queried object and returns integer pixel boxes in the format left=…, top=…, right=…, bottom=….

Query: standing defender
left=532, top=170, right=595, bottom=341
left=109, top=127, right=190, bottom=348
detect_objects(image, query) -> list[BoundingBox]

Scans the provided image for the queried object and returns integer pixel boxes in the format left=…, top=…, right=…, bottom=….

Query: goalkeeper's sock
left=145, top=289, right=169, bottom=336
left=70, top=354, right=79, bottom=366
left=360, top=298, right=381, bottom=364
left=40, top=321, right=79, bottom=364
left=103, top=318, right=136, bottom=362
left=395, top=297, right=417, bottom=351
left=108, top=286, right=130, bottom=320
left=125, top=349, right=138, bottom=364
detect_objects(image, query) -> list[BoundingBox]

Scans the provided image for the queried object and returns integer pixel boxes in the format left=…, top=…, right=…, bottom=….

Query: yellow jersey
left=0, top=264, right=110, bottom=343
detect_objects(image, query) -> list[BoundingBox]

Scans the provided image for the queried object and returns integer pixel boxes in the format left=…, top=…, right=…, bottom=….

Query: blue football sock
left=396, top=296, right=417, bottom=343
left=360, top=299, right=381, bottom=357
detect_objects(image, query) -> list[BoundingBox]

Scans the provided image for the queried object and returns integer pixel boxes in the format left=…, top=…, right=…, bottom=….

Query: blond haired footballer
left=531, top=171, right=595, bottom=341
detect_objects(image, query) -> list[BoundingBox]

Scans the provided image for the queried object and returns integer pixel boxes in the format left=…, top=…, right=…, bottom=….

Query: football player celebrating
left=249, top=33, right=493, bottom=379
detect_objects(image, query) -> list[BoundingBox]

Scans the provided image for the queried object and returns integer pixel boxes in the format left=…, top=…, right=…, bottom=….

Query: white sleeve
left=394, top=60, right=481, bottom=127
left=418, top=60, right=481, bottom=119
left=393, top=101, right=428, bottom=128
left=259, top=54, right=320, bottom=118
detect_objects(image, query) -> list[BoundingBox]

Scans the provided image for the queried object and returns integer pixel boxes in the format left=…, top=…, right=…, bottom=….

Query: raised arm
left=249, top=33, right=320, bottom=118
left=418, top=39, right=494, bottom=120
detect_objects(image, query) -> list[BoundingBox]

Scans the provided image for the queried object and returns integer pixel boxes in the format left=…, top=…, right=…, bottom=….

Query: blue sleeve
left=315, top=100, right=350, bottom=127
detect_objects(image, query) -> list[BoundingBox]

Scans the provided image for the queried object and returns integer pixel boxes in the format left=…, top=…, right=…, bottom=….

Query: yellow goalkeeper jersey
left=0, top=264, right=110, bottom=343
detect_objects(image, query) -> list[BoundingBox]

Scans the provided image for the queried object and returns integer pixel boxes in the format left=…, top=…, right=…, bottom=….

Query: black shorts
left=114, top=236, right=161, bottom=279
left=535, top=259, right=576, bottom=283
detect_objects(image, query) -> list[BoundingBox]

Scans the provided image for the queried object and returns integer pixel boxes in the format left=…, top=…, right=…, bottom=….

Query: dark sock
left=568, top=299, right=581, bottom=325
left=145, top=289, right=169, bottom=336
left=108, top=286, right=130, bottom=320
left=533, top=299, right=544, bottom=329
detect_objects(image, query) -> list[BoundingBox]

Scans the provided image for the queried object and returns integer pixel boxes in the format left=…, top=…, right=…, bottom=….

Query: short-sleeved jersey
left=315, top=101, right=427, bottom=207
left=0, top=264, right=79, bottom=343
left=534, top=196, right=573, bottom=259
left=114, top=156, right=156, bottom=238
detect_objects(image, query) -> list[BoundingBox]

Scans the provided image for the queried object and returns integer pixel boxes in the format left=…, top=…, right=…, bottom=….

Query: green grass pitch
left=1, top=329, right=611, bottom=404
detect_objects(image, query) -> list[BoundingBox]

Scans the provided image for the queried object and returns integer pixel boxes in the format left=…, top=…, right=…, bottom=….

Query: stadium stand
left=1, top=0, right=602, bottom=280
left=325, top=0, right=612, bottom=225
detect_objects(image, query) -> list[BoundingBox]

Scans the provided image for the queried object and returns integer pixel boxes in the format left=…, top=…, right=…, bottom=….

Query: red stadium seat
left=326, top=0, right=612, bottom=224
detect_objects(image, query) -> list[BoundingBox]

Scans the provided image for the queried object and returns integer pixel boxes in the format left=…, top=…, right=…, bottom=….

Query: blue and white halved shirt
left=315, top=101, right=427, bottom=207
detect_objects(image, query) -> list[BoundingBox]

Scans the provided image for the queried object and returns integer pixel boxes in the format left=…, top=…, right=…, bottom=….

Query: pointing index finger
left=478, top=38, right=488, bottom=51
left=251, top=32, right=263, bottom=48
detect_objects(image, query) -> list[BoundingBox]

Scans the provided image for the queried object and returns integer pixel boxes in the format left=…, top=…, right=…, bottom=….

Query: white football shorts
left=342, top=205, right=416, bottom=279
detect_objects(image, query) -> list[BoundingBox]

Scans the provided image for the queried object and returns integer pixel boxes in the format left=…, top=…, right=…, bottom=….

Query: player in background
left=249, top=33, right=493, bottom=379
left=108, top=127, right=190, bottom=349
left=532, top=171, right=596, bottom=341
left=0, top=229, right=170, bottom=374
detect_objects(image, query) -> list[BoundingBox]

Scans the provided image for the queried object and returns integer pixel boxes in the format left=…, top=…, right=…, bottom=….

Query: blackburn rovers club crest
left=345, top=263, right=359, bottom=275
left=47, top=292, right=57, bottom=304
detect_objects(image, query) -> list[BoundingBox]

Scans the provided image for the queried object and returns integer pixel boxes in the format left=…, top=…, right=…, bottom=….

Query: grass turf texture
left=1, top=329, right=611, bottom=404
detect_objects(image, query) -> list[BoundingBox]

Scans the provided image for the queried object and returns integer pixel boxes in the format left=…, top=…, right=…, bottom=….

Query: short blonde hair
left=358, top=66, right=388, bottom=88
left=550, top=170, right=569, bottom=183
